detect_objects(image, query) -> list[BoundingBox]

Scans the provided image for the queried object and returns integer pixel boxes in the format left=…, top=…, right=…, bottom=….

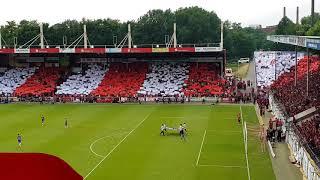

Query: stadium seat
left=14, top=67, right=65, bottom=96
left=296, top=114, right=320, bottom=156
left=0, top=67, right=36, bottom=95
left=56, top=64, right=108, bottom=95
left=271, top=56, right=320, bottom=116
left=183, top=63, right=225, bottom=97
left=255, top=51, right=304, bottom=87
left=138, top=62, right=189, bottom=96
left=91, top=62, right=148, bottom=97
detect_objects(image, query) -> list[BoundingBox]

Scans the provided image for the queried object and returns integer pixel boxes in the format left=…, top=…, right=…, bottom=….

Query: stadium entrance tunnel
left=0, top=153, right=82, bottom=180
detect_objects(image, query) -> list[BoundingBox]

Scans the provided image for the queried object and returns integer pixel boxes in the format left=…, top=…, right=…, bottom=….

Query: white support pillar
left=307, top=48, right=310, bottom=96
left=0, top=29, right=2, bottom=49
left=128, top=24, right=132, bottom=48
left=40, top=23, right=44, bottom=49
left=83, top=25, right=88, bottom=48
left=220, top=21, right=224, bottom=49
left=173, top=23, right=177, bottom=48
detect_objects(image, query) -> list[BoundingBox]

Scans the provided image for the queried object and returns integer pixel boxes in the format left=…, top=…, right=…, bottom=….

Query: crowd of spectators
left=182, top=63, right=226, bottom=97
left=91, top=62, right=148, bottom=97
left=14, top=67, right=65, bottom=97
left=271, top=56, right=320, bottom=117
left=138, top=62, right=189, bottom=96
left=296, top=114, right=320, bottom=156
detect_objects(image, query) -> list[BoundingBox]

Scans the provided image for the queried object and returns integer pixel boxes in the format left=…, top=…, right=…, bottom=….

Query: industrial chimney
left=311, top=0, right=315, bottom=25
left=296, top=6, right=299, bottom=24
left=283, top=7, right=286, bottom=18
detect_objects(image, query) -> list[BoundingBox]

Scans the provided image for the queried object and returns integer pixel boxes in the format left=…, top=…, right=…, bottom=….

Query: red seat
left=91, top=62, right=148, bottom=97
left=183, top=63, right=226, bottom=97
left=14, top=67, right=64, bottom=96
left=271, top=56, right=320, bottom=116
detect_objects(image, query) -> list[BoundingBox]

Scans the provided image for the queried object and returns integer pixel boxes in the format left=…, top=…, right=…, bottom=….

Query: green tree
left=275, top=17, right=296, bottom=35
left=175, top=7, right=221, bottom=44
left=306, top=20, right=320, bottom=36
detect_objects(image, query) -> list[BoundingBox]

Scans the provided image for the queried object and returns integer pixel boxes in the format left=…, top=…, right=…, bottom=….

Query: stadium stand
left=56, top=64, right=108, bottom=95
left=296, top=114, right=320, bottom=157
left=0, top=67, right=36, bottom=95
left=91, top=62, right=148, bottom=97
left=14, top=67, right=65, bottom=96
left=183, top=63, right=225, bottom=97
left=271, top=56, right=320, bottom=117
left=254, top=51, right=304, bottom=87
left=138, top=62, right=189, bottom=96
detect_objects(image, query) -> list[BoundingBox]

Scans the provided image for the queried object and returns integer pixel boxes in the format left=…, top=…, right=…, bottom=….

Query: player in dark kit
left=237, top=113, right=241, bottom=124
left=160, top=124, right=166, bottom=136
left=64, top=118, right=68, bottom=128
left=179, top=124, right=185, bottom=140
left=41, top=115, right=45, bottom=126
left=17, top=134, right=22, bottom=149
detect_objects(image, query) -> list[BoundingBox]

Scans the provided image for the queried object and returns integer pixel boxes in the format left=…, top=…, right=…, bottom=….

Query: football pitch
left=0, top=104, right=275, bottom=180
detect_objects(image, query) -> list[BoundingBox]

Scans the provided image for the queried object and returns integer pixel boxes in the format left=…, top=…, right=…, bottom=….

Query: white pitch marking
left=198, top=164, right=247, bottom=168
left=84, top=112, right=152, bottom=179
left=206, top=130, right=242, bottom=133
left=89, top=132, right=128, bottom=158
left=196, top=130, right=207, bottom=166
left=240, top=106, right=251, bottom=180
left=161, top=116, right=185, bottom=119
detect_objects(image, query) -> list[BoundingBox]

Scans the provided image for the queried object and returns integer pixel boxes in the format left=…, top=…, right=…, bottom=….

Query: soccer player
left=160, top=124, right=166, bottom=136
left=64, top=118, right=68, bottom=128
left=179, top=124, right=185, bottom=140
left=41, top=115, right=45, bottom=126
left=17, top=134, right=22, bottom=149
left=259, top=124, right=266, bottom=152
left=183, top=122, right=187, bottom=134
left=237, top=112, right=241, bottom=124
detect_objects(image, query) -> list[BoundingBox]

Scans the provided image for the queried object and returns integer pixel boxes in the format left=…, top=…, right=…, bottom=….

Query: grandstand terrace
left=0, top=23, right=229, bottom=103
left=266, top=35, right=320, bottom=179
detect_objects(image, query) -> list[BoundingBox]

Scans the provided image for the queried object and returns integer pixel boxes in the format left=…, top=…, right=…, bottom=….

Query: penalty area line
left=84, top=112, right=152, bottom=179
left=196, top=130, right=207, bottom=166
left=198, top=164, right=247, bottom=168
left=240, top=106, right=251, bottom=180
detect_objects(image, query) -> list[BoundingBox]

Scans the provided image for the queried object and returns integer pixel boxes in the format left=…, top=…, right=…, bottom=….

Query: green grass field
left=0, top=104, right=275, bottom=180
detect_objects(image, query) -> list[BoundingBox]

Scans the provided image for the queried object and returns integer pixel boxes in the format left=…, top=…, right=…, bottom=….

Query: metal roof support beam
left=40, top=23, right=44, bottom=49
left=0, top=29, right=2, bottom=49
left=128, top=24, right=132, bottom=48
left=84, top=25, right=88, bottom=48
left=220, top=21, right=224, bottom=49
left=173, top=23, right=177, bottom=48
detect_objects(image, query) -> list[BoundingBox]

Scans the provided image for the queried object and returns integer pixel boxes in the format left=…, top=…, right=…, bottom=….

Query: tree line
left=0, top=7, right=319, bottom=60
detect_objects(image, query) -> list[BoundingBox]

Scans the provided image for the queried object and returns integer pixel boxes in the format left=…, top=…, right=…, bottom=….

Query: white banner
left=195, top=47, right=222, bottom=52
left=14, top=49, right=30, bottom=53
left=106, top=48, right=122, bottom=53
left=59, top=48, right=75, bottom=53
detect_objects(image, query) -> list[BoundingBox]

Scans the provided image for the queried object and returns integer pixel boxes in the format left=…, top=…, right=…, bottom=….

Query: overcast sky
left=0, top=0, right=318, bottom=27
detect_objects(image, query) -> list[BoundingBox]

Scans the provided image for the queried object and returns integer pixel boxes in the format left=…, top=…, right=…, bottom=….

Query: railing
left=292, top=124, right=320, bottom=168
left=0, top=43, right=222, bottom=49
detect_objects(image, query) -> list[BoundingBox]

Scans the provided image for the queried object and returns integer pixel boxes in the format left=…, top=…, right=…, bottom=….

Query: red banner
left=75, top=48, right=105, bottom=54
left=121, top=48, right=153, bottom=53
left=30, top=48, right=60, bottom=54
left=169, top=47, right=195, bottom=52
left=0, top=49, right=14, bottom=54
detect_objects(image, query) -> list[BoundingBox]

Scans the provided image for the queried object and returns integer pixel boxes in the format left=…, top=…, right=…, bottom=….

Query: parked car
left=238, top=58, right=250, bottom=63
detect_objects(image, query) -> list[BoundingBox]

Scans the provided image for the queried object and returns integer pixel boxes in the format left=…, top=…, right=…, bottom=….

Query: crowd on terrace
left=0, top=62, right=245, bottom=103
left=271, top=56, right=320, bottom=117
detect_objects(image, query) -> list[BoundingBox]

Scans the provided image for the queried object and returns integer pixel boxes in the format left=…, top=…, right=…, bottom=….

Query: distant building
left=249, top=24, right=262, bottom=29
left=262, top=25, right=277, bottom=33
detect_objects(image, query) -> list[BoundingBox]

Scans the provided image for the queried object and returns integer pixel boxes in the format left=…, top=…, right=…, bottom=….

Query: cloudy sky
left=0, top=0, right=318, bottom=27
